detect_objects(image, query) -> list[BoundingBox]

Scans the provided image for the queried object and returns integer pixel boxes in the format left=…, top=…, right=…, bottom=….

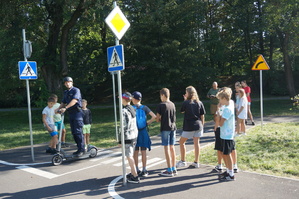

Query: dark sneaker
left=50, top=148, right=57, bottom=154
left=126, top=173, right=133, bottom=179
left=160, top=170, right=173, bottom=177
left=173, top=170, right=178, bottom=176
left=73, top=151, right=84, bottom=157
left=61, top=143, right=69, bottom=148
left=252, top=122, right=255, bottom=125
left=214, top=165, right=223, bottom=172
left=137, top=170, right=142, bottom=176
left=245, top=120, right=248, bottom=125
left=127, top=175, right=140, bottom=183
left=218, top=171, right=227, bottom=179
left=46, top=147, right=52, bottom=153
left=141, top=171, right=149, bottom=177
left=219, top=172, right=235, bottom=181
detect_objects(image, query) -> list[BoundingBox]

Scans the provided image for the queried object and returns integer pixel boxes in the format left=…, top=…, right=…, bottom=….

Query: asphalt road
left=0, top=115, right=298, bottom=199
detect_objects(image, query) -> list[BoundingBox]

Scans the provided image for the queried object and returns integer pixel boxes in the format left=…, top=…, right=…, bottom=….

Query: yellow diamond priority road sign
left=105, top=6, right=130, bottom=40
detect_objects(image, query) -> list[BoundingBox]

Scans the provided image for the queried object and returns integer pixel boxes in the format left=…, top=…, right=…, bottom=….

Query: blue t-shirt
left=220, top=100, right=235, bottom=140
left=62, top=86, right=82, bottom=110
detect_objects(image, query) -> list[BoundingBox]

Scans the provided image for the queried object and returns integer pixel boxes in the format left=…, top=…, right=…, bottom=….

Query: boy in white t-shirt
left=216, top=88, right=236, bottom=181
left=42, top=97, right=58, bottom=154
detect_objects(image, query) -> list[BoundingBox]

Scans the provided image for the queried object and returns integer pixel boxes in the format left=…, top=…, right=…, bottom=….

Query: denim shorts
left=161, top=131, right=176, bottom=146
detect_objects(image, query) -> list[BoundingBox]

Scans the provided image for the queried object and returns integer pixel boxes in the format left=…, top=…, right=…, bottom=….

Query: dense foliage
left=0, top=0, right=298, bottom=108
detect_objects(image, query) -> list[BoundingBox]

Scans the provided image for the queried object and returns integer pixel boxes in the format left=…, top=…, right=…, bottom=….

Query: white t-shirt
left=237, top=97, right=248, bottom=119
left=53, top=103, right=62, bottom=122
left=42, top=106, right=55, bottom=125
left=220, top=100, right=235, bottom=140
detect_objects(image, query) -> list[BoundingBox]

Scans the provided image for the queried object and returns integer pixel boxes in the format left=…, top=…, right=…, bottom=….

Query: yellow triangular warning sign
left=252, top=55, right=270, bottom=70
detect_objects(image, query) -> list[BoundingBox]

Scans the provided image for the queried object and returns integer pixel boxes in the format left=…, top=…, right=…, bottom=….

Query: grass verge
left=195, top=122, right=299, bottom=179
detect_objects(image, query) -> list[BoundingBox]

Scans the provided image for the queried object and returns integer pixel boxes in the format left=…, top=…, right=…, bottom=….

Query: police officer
left=57, top=77, right=85, bottom=157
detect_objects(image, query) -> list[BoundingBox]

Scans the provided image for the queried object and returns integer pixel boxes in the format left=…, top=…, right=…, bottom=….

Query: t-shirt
left=237, top=97, right=248, bottom=119
left=42, top=106, right=55, bottom=126
left=243, top=86, right=251, bottom=102
left=156, top=100, right=177, bottom=131
left=181, top=100, right=206, bottom=131
left=207, top=88, right=220, bottom=105
left=53, top=103, right=62, bottom=122
left=220, top=100, right=235, bottom=140
left=82, top=108, right=92, bottom=125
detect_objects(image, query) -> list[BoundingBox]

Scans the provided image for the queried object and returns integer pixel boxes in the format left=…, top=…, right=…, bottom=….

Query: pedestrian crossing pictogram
left=18, top=61, right=37, bottom=80
left=109, top=48, right=123, bottom=68
left=107, top=45, right=125, bottom=72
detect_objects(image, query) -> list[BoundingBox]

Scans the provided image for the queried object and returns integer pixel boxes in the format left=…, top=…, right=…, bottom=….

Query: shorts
left=83, top=124, right=91, bottom=134
left=210, top=104, right=218, bottom=115
left=135, top=146, right=147, bottom=151
left=220, top=139, right=235, bottom=155
left=125, top=142, right=136, bottom=157
left=181, top=129, right=203, bottom=139
left=161, top=131, right=176, bottom=146
left=214, top=127, right=222, bottom=151
left=46, top=124, right=58, bottom=137
left=55, top=121, right=65, bottom=131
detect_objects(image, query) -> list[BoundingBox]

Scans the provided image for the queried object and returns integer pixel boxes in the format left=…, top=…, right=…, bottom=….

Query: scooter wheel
left=89, top=147, right=97, bottom=158
left=52, top=154, right=63, bottom=166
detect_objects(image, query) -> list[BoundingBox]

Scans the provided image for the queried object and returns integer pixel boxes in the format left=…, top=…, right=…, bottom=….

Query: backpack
left=134, top=105, right=147, bottom=130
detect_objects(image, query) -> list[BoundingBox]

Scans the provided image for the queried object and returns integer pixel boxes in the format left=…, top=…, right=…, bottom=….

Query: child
left=177, top=86, right=205, bottom=168
left=119, top=92, right=140, bottom=183
left=236, top=89, right=248, bottom=136
left=241, top=80, right=255, bottom=125
left=42, top=97, right=58, bottom=154
left=132, top=91, right=156, bottom=177
left=156, top=88, right=177, bottom=177
left=50, top=94, right=68, bottom=148
left=216, top=87, right=236, bottom=181
left=214, top=87, right=239, bottom=173
left=82, top=99, right=92, bottom=150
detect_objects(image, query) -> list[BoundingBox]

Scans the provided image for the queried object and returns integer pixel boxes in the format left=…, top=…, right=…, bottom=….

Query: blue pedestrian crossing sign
left=18, top=61, right=37, bottom=80
left=107, top=45, right=124, bottom=72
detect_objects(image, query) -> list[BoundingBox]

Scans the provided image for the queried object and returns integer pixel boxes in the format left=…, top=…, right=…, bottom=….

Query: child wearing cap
left=119, top=92, right=140, bottom=183
left=132, top=91, right=157, bottom=177
left=42, top=97, right=59, bottom=154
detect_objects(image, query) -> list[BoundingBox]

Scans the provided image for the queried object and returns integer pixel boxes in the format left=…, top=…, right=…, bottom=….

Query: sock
left=218, top=164, right=222, bottom=168
left=171, top=167, right=176, bottom=171
left=136, top=166, right=140, bottom=172
left=143, top=167, right=147, bottom=172
left=167, top=168, right=172, bottom=172
left=234, top=164, right=238, bottom=168
left=228, top=169, right=234, bottom=177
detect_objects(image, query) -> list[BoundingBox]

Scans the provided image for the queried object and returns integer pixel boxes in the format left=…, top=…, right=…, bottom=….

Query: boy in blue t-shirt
left=216, top=88, right=236, bottom=181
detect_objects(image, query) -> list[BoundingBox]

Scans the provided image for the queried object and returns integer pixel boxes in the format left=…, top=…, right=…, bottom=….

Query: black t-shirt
left=156, top=101, right=176, bottom=131
left=181, top=100, right=205, bottom=131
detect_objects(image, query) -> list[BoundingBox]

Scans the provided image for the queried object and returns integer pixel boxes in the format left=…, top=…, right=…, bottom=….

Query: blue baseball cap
left=132, top=91, right=142, bottom=100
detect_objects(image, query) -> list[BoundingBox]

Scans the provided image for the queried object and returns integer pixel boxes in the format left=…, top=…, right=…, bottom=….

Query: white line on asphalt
left=108, top=175, right=124, bottom=199
left=16, top=165, right=59, bottom=179
left=0, top=160, right=51, bottom=166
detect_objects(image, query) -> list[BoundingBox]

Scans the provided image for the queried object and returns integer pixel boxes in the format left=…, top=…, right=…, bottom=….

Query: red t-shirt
left=244, top=86, right=251, bottom=102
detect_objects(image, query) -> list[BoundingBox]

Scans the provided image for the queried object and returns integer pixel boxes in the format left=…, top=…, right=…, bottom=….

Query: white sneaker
left=176, top=160, right=187, bottom=168
left=189, top=162, right=199, bottom=168
left=234, top=166, right=239, bottom=173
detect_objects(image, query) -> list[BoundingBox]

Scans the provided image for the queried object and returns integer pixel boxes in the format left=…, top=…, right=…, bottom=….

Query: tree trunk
left=277, top=30, right=296, bottom=97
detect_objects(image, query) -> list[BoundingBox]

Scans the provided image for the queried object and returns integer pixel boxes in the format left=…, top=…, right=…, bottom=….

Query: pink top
left=244, top=86, right=251, bottom=102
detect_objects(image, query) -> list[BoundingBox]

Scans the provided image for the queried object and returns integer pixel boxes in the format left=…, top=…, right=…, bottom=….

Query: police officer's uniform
left=62, top=79, right=85, bottom=154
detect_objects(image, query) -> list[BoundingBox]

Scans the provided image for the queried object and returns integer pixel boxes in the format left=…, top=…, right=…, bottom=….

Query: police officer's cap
left=63, top=77, right=73, bottom=82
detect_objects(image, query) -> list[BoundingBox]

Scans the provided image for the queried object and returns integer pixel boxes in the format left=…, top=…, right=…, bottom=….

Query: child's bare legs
left=247, top=104, right=254, bottom=123
left=193, top=137, right=200, bottom=163
left=236, top=118, right=241, bottom=134
left=61, top=129, right=66, bottom=143
left=231, top=150, right=237, bottom=165
left=240, top=119, right=246, bottom=133
left=86, top=133, right=90, bottom=145
left=50, top=135, right=58, bottom=149
left=170, top=145, right=176, bottom=167
left=164, top=145, right=171, bottom=168
left=141, top=149, right=147, bottom=170
left=217, top=150, right=223, bottom=165
left=222, top=153, right=233, bottom=175
left=133, top=149, right=139, bottom=169
left=179, top=137, right=188, bottom=161
left=127, top=156, right=138, bottom=177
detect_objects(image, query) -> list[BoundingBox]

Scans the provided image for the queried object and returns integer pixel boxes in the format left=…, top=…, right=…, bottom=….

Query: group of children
left=42, top=95, right=92, bottom=154
left=121, top=86, right=207, bottom=183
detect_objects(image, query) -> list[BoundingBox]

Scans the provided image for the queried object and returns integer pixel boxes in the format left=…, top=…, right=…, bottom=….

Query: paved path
left=0, top=115, right=298, bottom=199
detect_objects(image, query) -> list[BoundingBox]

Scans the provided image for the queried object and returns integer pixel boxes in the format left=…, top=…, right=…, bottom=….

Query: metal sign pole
left=260, top=70, right=263, bottom=129
left=111, top=72, right=119, bottom=142
left=22, top=29, right=35, bottom=162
